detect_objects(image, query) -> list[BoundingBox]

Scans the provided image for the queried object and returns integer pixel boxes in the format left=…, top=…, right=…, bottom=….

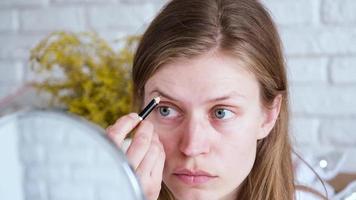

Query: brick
left=318, top=28, right=356, bottom=55
left=0, top=34, right=45, bottom=59
left=262, top=0, right=318, bottom=26
left=290, top=85, right=356, bottom=116
left=97, top=30, right=137, bottom=43
left=322, top=0, right=356, bottom=24
left=0, top=85, right=20, bottom=100
left=286, top=57, right=328, bottom=83
left=280, top=28, right=318, bottom=56
left=293, top=145, right=336, bottom=159
left=320, top=119, right=356, bottom=146
left=0, top=10, right=18, bottom=31
left=330, top=57, right=356, bottom=84
left=120, top=0, right=166, bottom=4
left=20, top=7, right=85, bottom=32
left=53, top=0, right=116, bottom=3
left=341, top=149, right=356, bottom=173
left=88, top=4, right=156, bottom=31
left=0, top=0, right=47, bottom=7
left=280, top=27, right=356, bottom=56
left=0, top=61, right=23, bottom=83
left=290, top=117, right=320, bottom=146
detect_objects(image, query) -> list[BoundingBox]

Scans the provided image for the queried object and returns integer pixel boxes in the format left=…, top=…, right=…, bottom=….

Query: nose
left=179, top=115, right=211, bottom=157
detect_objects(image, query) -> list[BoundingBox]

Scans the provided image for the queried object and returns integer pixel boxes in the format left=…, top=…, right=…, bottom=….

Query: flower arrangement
left=29, top=31, right=139, bottom=128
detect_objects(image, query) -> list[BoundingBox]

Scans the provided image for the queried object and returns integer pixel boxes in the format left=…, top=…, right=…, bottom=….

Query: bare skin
left=106, top=113, right=165, bottom=200
left=106, top=51, right=281, bottom=200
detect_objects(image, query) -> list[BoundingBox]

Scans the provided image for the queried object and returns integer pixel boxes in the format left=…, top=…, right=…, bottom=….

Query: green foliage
left=30, top=31, right=139, bottom=128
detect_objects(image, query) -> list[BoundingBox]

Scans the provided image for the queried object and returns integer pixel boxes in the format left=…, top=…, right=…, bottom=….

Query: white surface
left=0, top=110, right=144, bottom=200
left=0, top=116, right=24, bottom=200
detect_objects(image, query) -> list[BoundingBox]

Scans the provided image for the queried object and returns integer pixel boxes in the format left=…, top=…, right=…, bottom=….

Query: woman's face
left=143, top=52, right=278, bottom=200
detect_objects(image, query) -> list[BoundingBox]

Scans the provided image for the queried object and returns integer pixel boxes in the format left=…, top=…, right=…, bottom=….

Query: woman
left=107, top=0, right=324, bottom=199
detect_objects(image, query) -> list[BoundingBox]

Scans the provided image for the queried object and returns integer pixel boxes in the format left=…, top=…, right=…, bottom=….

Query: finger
left=106, top=113, right=141, bottom=147
left=126, top=121, right=154, bottom=169
left=136, top=133, right=161, bottom=176
left=151, top=136, right=165, bottom=181
left=105, top=125, right=112, bottom=132
left=136, top=139, right=160, bottom=180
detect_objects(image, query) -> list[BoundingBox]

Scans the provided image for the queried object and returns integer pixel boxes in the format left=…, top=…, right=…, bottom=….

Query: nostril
left=178, top=115, right=211, bottom=156
left=179, top=139, right=210, bottom=157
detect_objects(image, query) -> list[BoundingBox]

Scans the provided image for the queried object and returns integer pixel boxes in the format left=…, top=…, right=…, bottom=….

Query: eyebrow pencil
left=138, top=96, right=161, bottom=120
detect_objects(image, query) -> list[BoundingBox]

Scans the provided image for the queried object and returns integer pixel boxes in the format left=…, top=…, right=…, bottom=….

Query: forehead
left=144, top=52, right=259, bottom=104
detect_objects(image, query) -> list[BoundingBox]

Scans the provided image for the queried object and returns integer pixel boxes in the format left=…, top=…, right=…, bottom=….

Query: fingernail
left=128, top=113, right=141, bottom=121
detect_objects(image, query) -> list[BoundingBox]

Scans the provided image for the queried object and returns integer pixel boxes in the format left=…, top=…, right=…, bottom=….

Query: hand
left=106, top=113, right=165, bottom=200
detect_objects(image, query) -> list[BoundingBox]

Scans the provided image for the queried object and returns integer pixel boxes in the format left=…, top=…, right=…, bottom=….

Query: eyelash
left=155, top=103, right=236, bottom=121
left=211, top=107, right=235, bottom=121
left=155, top=104, right=182, bottom=120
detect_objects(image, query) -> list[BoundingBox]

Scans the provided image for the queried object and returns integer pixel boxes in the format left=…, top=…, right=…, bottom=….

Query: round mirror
left=0, top=109, right=145, bottom=200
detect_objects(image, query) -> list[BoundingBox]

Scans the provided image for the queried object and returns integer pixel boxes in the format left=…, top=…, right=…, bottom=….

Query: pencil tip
left=154, top=96, right=161, bottom=103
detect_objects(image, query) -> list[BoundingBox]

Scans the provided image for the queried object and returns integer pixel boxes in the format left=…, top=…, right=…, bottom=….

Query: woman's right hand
left=106, top=113, right=165, bottom=200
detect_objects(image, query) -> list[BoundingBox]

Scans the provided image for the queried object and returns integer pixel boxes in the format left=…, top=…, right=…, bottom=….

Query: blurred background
left=0, top=0, right=355, bottom=199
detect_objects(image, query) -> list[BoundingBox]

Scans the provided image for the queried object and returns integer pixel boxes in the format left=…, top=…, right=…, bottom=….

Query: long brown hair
left=132, top=0, right=295, bottom=199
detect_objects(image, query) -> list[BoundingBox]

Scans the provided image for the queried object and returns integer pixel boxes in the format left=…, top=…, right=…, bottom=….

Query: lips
left=173, top=169, right=218, bottom=185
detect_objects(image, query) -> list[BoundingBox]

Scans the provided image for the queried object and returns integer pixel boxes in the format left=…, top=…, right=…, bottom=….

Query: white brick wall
left=0, top=61, right=23, bottom=83
left=0, top=10, right=17, bottom=31
left=287, top=57, right=328, bottom=83
left=87, top=4, right=156, bottom=31
left=320, top=119, right=356, bottom=146
left=290, top=117, right=320, bottom=146
left=330, top=57, right=356, bottom=84
left=262, top=0, right=320, bottom=26
left=0, top=0, right=356, bottom=197
left=20, top=7, right=86, bottom=32
left=290, top=85, right=356, bottom=115
left=280, top=27, right=356, bottom=56
left=0, top=0, right=47, bottom=7
left=322, top=0, right=356, bottom=24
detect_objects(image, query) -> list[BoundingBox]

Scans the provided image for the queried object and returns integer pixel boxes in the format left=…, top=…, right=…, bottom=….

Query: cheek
left=155, top=129, right=180, bottom=182
left=221, top=119, right=260, bottom=159
left=151, top=121, right=180, bottom=161
left=159, top=135, right=177, bottom=158
left=146, top=114, right=181, bottom=153
left=213, top=108, right=263, bottom=140
left=216, top=132, right=257, bottom=187
left=220, top=134, right=257, bottom=164
left=214, top=117, right=260, bottom=179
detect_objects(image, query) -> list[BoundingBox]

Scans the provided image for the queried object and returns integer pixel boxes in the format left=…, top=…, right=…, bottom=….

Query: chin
left=170, top=187, right=221, bottom=200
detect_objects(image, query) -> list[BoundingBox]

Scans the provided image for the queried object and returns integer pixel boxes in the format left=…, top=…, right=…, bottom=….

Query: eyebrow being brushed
left=149, top=88, right=245, bottom=104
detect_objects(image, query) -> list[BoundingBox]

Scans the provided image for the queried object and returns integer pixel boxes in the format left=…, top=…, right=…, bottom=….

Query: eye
left=157, top=106, right=180, bottom=118
left=213, top=108, right=235, bottom=120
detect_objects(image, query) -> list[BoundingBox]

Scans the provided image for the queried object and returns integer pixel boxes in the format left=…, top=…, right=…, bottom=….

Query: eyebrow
left=148, top=88, right=245, bottom=104
left=149, top=89, right=178, bottom=101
